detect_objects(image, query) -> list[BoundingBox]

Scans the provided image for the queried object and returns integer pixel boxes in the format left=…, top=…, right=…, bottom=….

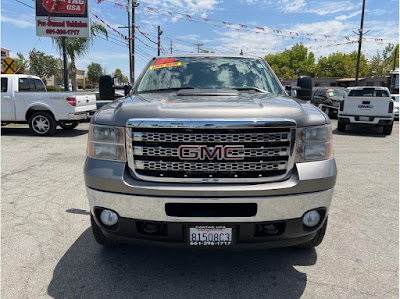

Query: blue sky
left=1, top=0, right=399, bottom=81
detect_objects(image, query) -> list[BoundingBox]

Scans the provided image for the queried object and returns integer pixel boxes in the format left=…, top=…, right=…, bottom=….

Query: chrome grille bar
left=134, top=160, right=287, bottom=172
left=134, top=146, right=290, bottom=157
left=133, top=132, right=290, bottom=143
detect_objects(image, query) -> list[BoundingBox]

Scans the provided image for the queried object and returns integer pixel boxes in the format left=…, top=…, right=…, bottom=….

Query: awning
left=336, top=78, right=365, bottom=82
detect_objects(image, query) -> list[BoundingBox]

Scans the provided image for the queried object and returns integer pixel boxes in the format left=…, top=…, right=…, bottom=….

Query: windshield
left=327, top=89, right=347, bottom=97
left=136, top=56, right=283, bottom=94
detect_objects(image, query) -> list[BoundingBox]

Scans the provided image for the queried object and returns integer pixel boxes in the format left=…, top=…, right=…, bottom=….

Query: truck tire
left=28, top=111, right=57, bottom=136
left=91, top=215, right=118, bottom=246
left=383, top=123, right=393, bottom=135
left=296, top=218, right=328, bottom=248
left=59, top=120, right=79, bottom=130
left=337, top=121, right=346, bottom=132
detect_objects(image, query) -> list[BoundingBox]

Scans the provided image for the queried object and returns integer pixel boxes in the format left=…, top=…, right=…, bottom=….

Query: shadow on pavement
left=66, top=209, right=91, bottom=215
left=1, top=127, right=88, bottom=137
left=47, top=228, right=317, bottom=298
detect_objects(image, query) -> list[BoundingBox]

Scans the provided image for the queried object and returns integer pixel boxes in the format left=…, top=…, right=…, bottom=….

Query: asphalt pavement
left=1, top=120, right=399, bottom=298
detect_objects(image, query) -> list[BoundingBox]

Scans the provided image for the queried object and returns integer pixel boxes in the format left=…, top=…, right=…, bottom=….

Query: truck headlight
left=296, top=125, right=333, bottom=162
left=88, top=124, right=126, bottom=161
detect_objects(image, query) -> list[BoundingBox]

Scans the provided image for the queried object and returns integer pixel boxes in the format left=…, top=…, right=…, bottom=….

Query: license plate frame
left=188, top=225, right=233, bottom=246
left=359, top=116, right=370, bottom=121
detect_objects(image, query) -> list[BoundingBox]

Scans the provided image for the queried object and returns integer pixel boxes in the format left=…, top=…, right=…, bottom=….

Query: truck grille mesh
left=127, top=120, right=296, bottom=183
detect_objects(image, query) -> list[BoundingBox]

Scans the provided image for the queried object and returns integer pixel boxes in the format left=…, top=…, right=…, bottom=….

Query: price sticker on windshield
left=150, top=58, right=181, bottom=70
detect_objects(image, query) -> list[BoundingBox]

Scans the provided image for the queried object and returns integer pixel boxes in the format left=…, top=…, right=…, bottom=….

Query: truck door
left=1, top=77, right=15, bottom=121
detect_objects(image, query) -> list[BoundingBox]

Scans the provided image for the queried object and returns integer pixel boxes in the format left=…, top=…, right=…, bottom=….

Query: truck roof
left=0, top=74, right=42, bottom=80
left=152, top=53, right=263, bottom=59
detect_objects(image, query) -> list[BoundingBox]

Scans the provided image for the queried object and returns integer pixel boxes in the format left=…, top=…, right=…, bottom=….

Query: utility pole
left=157, top=26, right=163, bottom=56
left=62, top=37, right=69, bottom=91
left=127, top=1, right=133, bottom=83
left=195, top=43, right=203, bottom=53
left=170, top=39, right=173, bottom=54
left=132, top=0, right=139, bottom=83
left=391, top=46, right=398, bottom=92
left=355, top=0, right=366, bottom=86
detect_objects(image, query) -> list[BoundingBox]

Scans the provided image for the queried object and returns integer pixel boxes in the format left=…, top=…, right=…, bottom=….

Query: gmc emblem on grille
left=178, top=145, right=245, bottom=160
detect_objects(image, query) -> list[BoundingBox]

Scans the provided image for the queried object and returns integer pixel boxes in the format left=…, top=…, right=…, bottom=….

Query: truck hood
left=93, top=92, right=329, bottom=127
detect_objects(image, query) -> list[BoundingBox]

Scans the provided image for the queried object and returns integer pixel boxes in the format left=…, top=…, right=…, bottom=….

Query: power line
left=12, top=0, right=34, bottom=9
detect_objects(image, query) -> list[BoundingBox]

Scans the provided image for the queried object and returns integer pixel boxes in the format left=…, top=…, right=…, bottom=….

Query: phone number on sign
left=45, top=29, right=80, bottom=35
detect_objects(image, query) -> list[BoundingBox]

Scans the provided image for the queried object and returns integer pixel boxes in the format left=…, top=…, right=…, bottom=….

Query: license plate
left=359, top=116, right=370, bottom=121
left=189, top=226, right=232, bottom=246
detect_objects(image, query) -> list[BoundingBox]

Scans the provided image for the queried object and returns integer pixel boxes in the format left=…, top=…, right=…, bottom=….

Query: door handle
left=3, top=96, right=11, bottom=100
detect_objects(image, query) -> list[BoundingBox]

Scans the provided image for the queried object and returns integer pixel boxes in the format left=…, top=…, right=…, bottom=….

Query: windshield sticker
left=150, top=61, right=181, bottom=70
left=155, top=58, right=174, bottom=65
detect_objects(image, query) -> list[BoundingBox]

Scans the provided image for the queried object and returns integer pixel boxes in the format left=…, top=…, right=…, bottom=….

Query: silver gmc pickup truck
left=85, top=54, right=337, bottom=249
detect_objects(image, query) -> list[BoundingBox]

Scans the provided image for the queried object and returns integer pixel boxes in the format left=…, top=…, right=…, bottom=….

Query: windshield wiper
left=232, top=87, right=269, bottom=93
left=139, top=87, right=195, bottom=93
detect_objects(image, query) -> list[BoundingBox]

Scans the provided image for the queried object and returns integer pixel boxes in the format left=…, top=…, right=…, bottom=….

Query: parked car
left=85, top=54, right=337, bottom=249
left=338, top=86, right=394, bottom=134
left=1, top=74, right=97, bottom=135
left=311, top=87, right=347, bottom=118
left=392, top=94, right=399, bottom=119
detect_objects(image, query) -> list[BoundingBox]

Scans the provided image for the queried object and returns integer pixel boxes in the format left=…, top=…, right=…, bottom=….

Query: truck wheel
left=297, top=218, right=328, bottom=249
left=28, top=111, right=57, bottom=136
left=337, top=121, right=346, bottom=132
left=59, top=120, right=79, bottom=130
left=91, top=215, right=118, bottom=246
left=383, top=123, right=393, bottom=135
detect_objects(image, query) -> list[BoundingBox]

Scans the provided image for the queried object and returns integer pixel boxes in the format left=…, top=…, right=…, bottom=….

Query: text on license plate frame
left=189, top=226, right=233, bottom=246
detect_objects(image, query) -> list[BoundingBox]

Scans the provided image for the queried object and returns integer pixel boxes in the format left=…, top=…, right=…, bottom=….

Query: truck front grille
left=126, top=119, right=296, bottom=183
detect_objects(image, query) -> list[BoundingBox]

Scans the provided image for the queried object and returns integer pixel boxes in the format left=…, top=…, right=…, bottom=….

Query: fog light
left=100, top=209, right=118, bottom=226
left=303, top=210, right=320, bottom=227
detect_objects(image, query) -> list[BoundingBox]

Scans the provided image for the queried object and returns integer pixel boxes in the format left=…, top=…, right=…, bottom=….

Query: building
left=1, top=47, right=11, bottom=64
left=46, top=67, right=86, bottom=89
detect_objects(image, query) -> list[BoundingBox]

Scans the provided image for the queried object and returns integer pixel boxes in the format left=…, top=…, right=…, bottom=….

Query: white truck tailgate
left=342, top=97, right=392, bottom=117
left=75, top=93, right=97, bottom=113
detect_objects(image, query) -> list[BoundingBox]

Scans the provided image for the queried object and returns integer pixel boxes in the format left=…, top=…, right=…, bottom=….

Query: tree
left=316, top=51, right=368, bottom=78
left=113, top=68, right=128, bottom=85
left=14, top=53, right=28, bottom=74
left=29, top=51, right=59, bottom=84
left=367, top=44, right=399, bottom=76
left=87, top=62, right=103, bottom=89
left=265, top=43, right=316, bottom=78
left=52, top=22, right=108, bottom=91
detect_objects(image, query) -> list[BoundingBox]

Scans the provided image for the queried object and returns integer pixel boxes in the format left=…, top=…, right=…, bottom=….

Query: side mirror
left=124, top=85, right=133, bottom=96
left=99, top=75, right=115, bottom=101
left=296, top=76, right=313, bottom=101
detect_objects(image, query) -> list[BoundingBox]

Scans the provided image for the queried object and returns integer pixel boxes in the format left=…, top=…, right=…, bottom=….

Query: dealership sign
left=35, top=0, right=90, bottom=38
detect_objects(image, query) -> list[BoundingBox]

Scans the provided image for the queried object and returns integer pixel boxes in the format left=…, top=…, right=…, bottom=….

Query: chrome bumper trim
left=86, top=187, right=334, bottom=223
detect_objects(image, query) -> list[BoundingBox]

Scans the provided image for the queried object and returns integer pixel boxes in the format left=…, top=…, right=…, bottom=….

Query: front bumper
left=87, top=187, right=334, bottom=223
left=93, top=213, right=328, bottom=248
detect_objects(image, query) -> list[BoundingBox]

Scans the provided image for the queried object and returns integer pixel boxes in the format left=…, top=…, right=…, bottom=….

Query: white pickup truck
left=1, top=74, right=97, bottom=135
left=338, top=86, right=394, bottom=135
